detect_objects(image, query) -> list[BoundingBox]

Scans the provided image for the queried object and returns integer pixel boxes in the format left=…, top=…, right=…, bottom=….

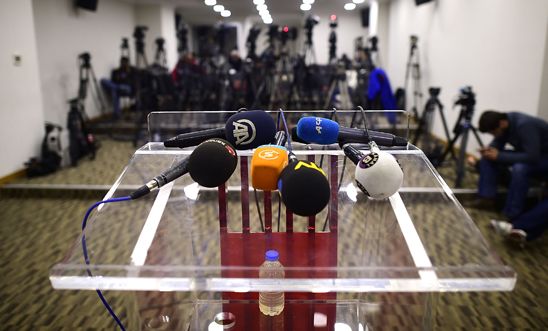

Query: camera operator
left=473, top=110, right=548, bottom=221
left=100, top=56, right=136, bottom=119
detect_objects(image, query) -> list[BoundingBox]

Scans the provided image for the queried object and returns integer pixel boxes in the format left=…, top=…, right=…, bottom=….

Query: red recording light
left=283, top=26, right=289, bottom=33
left=330, top=14, right=337, bottom=21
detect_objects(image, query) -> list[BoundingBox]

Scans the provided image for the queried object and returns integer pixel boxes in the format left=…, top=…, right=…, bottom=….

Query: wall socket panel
left=13, top=54, right=22, bottom=66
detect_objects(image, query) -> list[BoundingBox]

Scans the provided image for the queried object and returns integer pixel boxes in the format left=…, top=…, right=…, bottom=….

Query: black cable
left=253, top=188, right=265, bottom=232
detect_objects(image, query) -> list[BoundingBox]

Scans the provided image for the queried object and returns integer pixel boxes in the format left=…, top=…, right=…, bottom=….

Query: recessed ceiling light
left=259, top=9, right=269, bottom=16
left=352, top=0, right=365, bottom=3
left=256, top=4, right=267, bottom=11
left=253, top=0, right=265, bottom=5
left=303, top=0, right=315, bottom=4
left=204, top=0, right=216, bottom=6
left=221, top=10, right=231, bottom=17
left=300, top=3, right=311, bottom=11
left=263, top=17, right=273, bottom=24
left=213, top=4, right=224, bottom=12
left=344, top=3, right=356, bottom=10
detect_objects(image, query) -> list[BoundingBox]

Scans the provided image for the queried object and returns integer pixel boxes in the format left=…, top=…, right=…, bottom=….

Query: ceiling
left=122, top=0, right=378, bottom=24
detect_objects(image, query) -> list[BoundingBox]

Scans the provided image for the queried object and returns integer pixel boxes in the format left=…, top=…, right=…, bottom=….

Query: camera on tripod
left=429, top=87, right=441, bottom=97
left=369, top=36, right=378, bottom=52
left=133, top=25, right=148, bottom=40
left=455, top=86, right=476, bottom=108
left=305, top=15, right=319, bottom=30
left=78, top=52, right=91, bottom=68
left=155, top=38, right=165, bottom=50
left=410, top=35, right=418, bottom=49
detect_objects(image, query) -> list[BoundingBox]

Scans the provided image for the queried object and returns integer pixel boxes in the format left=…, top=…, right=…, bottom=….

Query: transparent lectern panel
left=50, top=111, right=515, bottom=293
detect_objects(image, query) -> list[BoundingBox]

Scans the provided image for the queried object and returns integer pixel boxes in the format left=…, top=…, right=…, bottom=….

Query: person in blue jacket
left=476, top=110, right=548, bottom=219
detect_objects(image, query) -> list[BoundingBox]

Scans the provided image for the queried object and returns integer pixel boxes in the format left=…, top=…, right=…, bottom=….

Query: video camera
left=121, top=38, right=129, bottom=49
left=410, top=35, right=418, bottom=49
left=78, top=52, right=91, bottom=68
left=429, top=87, right=441, bottom=97
left=155, top=37, right=165, bottom=50
left=369, top=36, right=378, bottom=52
left=133, top=26, right=148, bottom=40
left=454, top=86, right=475, bottom=108
left=305, top=15, right=319, bottom=30
left=329, top=15, right=338, bottom=28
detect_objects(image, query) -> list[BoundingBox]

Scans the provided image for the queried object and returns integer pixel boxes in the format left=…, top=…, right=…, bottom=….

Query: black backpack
left=25, top=123, right=63, bottom=177
left=67, top=100, right=97, bottom=166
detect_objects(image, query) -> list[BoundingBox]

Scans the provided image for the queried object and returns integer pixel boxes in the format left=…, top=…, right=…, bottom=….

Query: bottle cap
left=265, top=250, right=279, bottom=261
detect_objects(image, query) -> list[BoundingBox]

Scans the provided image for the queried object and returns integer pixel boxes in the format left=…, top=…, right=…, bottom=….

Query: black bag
left=25, top=123, right=62, bottom=177
left=67, top=100, right=97, bottom=166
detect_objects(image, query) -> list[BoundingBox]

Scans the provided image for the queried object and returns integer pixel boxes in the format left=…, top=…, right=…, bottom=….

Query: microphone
left=296, top=117, right=408, bottom=147
left=163, top=127, right=225, bottom=148
left=277, top=155, right=330, bottom=216
left=343, top=144, right=403, bottom=199
left=130, top=139, right=238, bottom=199
left=164, top=110, right=276, bottom=149
left=250, top=131, right=289, bottom=191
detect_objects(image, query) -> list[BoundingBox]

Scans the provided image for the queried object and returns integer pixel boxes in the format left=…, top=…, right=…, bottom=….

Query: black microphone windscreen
left=188, top=139, right=238, bottom=187
left=278, top=160, right=330, bottom=216
left=224, top=110, right=276, bottom=149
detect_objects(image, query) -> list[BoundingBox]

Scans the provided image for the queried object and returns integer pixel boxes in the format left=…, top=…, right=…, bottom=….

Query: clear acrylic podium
left=50, top=111, right=516, bottom=330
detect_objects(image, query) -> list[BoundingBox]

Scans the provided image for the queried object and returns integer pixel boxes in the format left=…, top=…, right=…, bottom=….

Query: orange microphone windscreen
left=250, top=145, right=289, bottom=191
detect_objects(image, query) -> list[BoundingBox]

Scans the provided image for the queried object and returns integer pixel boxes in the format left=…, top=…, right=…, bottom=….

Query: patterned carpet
left=0, top=137, right=547, bottom=330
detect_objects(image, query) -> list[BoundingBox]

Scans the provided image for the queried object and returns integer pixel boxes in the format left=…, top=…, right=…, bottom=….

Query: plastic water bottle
left=259, top=250, right=285, bottom=316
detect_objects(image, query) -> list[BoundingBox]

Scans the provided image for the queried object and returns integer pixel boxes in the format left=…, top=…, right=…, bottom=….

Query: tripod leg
left=435, top=133, right=460, bottom=167
left=455, top=127, right=470, bottom=188
left=436, top=102, right=457, bottom=159
left=323, top=80, right=337, bottom=109
left=412, top=107, right=428, bottom=145
left=470, top=126, right=485, bottom=148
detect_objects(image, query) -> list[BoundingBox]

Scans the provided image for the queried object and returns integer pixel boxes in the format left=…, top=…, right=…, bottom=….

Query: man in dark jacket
left=477, top=110, right=548, bottom=219
left=101, top=57, right=136, bottom=119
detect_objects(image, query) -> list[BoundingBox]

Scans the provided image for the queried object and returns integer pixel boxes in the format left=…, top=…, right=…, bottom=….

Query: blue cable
left=81, top=196, right=131, bottom=331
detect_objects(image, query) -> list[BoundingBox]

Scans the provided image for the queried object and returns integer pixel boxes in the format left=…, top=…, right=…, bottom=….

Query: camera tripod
left=303, top=27, right=316, bottom=65
left=268, top=49, right=301, bottom=109
left=324, top=64, right=353, bottom=110
left=77, top=53, right=107, bottom=119
left=134, top=27, right=149, bottom=68
left=435, top=88, right=484, bottom=187
left=154, top=38, right=167, bottom=67
left=412, top=87, right=453, bottom=155
left=404, top=35, right=422, bottom=119
left=369, top=36, right=381, bottom=68
left=120, top=38, right=130, bottom=60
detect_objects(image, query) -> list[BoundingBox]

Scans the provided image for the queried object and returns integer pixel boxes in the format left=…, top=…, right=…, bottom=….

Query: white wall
left=310, top=5, right=368, bottom=64
left=0, top=0, right=45, bottom=177
left=538, top=17, right=548, bottom=122
left=385, top=0, right=548, bottom=153
left=160, top=5, right=178, bottom=70
left=33, top=0, right=136, bottom=125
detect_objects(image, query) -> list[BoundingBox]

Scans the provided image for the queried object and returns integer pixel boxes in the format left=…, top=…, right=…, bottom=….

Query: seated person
left=101, top=57, right=136, bottom=119
left=476, top=110, right=548, bottom=219
left=490, top=198, right=548, bottom=245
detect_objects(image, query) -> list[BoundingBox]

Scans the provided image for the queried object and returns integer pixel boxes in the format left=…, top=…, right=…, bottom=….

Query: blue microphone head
left=225, top=110, right=277, bottom=149
left=296, top=117, right=340, bottom=144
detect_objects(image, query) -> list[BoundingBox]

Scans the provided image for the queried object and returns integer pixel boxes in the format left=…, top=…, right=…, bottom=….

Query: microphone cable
left=320, top=106, right=368, bottom=231
left=277, top=108, right=292, bottom=231
left=81, top=196, right=132, bottom=331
